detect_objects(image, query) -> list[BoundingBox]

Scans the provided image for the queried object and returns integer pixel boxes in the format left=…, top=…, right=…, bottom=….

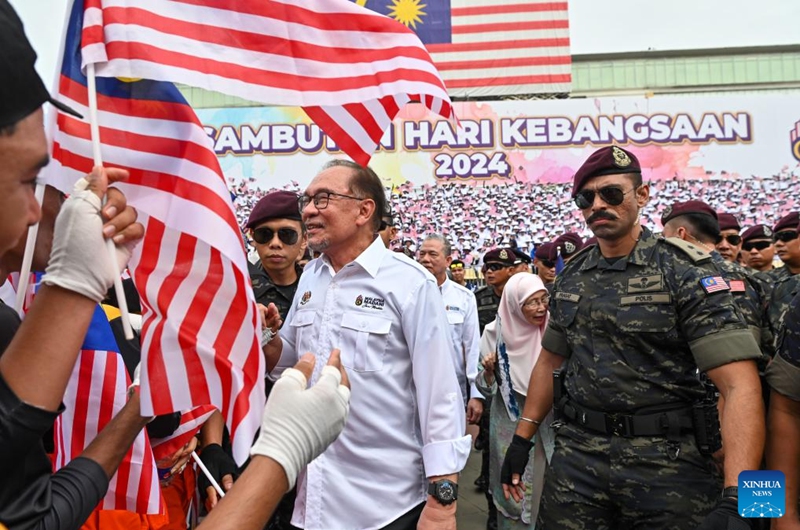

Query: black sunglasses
left=253, top=227, right=300, bottom=245
left=774, top=231, right=798, bottom=243
left=539, top=259, right=556, bottom=268
left=719, top=234, right=742, bottom=246
left=742, top=240, right=772, bottom=252
left=483, top=263, right=511, bottom=272
left=574, top=185, right=636, bottom=209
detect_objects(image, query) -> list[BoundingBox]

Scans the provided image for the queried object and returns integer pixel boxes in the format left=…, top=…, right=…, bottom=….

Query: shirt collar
left=316, top=236, right=387, bottom=279
left=579, top=227, right=658, bottom=272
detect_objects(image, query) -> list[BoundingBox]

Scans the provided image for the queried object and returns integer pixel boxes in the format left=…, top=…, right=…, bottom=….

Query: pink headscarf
left=497, top=273, right=549, bottom=396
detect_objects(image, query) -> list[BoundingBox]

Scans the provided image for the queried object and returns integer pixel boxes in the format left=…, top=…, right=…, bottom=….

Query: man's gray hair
left=423, top=233, right=452, bottom=256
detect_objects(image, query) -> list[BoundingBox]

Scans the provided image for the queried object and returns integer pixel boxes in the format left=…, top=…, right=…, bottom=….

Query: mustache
left=587, top=211, right=617, bottom=224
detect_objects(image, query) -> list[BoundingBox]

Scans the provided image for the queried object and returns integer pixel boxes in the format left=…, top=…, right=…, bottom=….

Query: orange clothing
left=80, top=467, right=195, bottom=530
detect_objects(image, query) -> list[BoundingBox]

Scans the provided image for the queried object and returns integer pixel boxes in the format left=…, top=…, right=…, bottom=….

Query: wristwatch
left=722, top=486, right=739, bottom=499
left=261, top=326, right=276, bottom=347
left=428, top=479, right=458, bottom=505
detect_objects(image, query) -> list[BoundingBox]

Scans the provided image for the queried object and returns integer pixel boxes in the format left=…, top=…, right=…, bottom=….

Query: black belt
left=561, top=400, right=693, bottom=437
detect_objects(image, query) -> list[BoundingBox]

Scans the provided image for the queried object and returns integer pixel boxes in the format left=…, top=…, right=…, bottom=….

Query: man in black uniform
left=501, top=146, right=764, bottom=530
left=246, top=191, right=307, bottom=324
left=473, top=247, right=516, bottom=529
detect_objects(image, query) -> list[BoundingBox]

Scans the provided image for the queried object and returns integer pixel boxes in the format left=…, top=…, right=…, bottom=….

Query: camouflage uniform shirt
left=474, top=285, right=501, bottom=335
left=758, top=266, right=800, bottom=356
left=765, top=291, right=800, bottom=401
left=542, top=227, right=761, bottom=412
left=249, top=260, right=303, bottom=326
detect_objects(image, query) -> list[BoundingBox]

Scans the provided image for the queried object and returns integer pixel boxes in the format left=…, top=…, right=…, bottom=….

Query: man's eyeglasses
left=774, top=231, right=798, bottom=243
left=538, top=259, right=556, bottom=269
left=252, top=227, right=300, bottom=245
left=523, top=295, right=551, bottom=308
left=742, top=240, right=772, bottom=252
left=574, top=185, right=636, bottom=210
left=298, top=191, right=364, bottom=211
left=483, top=262, right=511, bottom=272
left=719, top=234, right=742, bottom=246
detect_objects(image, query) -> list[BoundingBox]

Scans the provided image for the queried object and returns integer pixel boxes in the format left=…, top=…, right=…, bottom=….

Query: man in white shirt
left=417, top=234, right=484, bottom=425
left=263, top=160, right=471, bottom=530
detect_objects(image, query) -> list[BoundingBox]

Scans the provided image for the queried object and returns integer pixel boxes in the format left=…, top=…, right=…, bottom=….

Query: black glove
left=696, top=498, right=752, bottom=530
left=500, top=434, right=534, bottom=485
left=198, top=443, right=239, bottom=500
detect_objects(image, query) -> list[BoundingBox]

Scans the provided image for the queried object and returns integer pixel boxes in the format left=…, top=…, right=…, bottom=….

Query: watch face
left=438, top=482, right=455, bottom=501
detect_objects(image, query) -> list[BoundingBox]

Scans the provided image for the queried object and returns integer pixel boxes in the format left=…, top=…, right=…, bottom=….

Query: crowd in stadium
left=232, top=164, right=799, bottom=263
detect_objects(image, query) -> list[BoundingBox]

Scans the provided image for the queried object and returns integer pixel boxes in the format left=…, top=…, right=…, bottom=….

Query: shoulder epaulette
left=662, top=237, right=712, bottom=263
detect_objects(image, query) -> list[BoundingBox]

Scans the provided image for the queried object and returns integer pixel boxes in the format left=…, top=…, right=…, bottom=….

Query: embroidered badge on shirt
left=555, top=292, right=581, bottom=303
left=355, top=294, right=385, bottom=310
left=445, top=305, right=462, bottom=312
left=627, top=274, right=664, bottom=293
left=728, top=280, right=746, bottom=292
left=700, top=276, right=730, bottom=294
left=300, top=291, right=312, bottom=305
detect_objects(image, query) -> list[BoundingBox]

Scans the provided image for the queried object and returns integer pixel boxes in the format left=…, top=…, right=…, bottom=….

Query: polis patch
left=620, top=293, right=672, bottom=305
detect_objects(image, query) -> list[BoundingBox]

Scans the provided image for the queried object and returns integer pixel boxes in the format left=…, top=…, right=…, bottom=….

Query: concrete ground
left=457, top=447, right=491, bottom=530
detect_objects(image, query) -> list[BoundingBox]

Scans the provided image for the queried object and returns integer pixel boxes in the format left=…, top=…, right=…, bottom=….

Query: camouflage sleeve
left=766, top=294, right=800, bottom=399
left=672, top=262, right=762, bottom=372
left=541, top=283, right=574, bottom=358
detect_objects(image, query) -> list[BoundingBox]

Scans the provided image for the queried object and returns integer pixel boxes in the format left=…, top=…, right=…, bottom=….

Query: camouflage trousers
left=537, top=422, right=721, bottom=529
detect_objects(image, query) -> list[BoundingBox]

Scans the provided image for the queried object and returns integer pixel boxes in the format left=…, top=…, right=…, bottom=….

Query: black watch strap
left=428, top=479, right=458, bottom=505
left=722, top=486, right=739, bottom=499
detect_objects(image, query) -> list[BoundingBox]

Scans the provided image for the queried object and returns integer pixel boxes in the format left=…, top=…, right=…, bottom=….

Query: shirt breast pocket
left=289, top=310, right=317, bottom=356
left=553, top=300, right=579, bottom=329
left=616, top=303, right=677, bottom=334
left=447, top=312, right=465, bottom=326
left=340, top=312, right=392, bottom=372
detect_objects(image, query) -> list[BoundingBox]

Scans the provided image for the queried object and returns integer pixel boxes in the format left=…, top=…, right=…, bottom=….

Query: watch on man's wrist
left=722, top=486, right=739, bottom=499
left=261, top=326, right=276, bottom=347
left=428, top=479, right=458, bottom=505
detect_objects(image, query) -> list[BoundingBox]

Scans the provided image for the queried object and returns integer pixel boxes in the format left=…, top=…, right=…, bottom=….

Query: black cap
left=0, top=1, right=82, bottom=128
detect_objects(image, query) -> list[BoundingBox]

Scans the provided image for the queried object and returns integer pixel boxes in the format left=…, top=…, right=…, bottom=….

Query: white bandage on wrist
left=251, top=364, right=350, bottom=490
left=43, top=182, right=134, bottom=302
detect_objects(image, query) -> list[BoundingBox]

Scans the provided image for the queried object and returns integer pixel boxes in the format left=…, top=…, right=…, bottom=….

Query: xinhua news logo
left=739, top=470, right=785, bottom=519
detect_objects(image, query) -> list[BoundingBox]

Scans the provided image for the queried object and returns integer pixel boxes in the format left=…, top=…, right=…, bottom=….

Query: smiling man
left=263, top=160, right=470, bottom=530
left=501, top=146, right=764, bottom=530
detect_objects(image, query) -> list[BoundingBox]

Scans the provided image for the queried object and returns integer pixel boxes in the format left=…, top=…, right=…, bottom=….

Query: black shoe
left=486, top=516, right=498, bottom=530
left=473, top=475, right=487, bottom=492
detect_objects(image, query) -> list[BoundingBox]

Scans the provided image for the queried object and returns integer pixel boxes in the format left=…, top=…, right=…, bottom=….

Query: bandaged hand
left=44, top=167, right=143, bottom=302
left=251, top=350, right=350, bottom=490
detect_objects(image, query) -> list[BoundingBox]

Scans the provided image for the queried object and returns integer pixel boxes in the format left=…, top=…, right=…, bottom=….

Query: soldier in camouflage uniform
left=246, top=191, right=307, bottom=325
left=660, top=201, right=771, bottom=355
left=473, top=247, right=518, bottom=529
left=765, top=290, right=800, bottom=526
left=759, top=213, right=800, bottom=357
left=501, top=146, right=764, bottom=530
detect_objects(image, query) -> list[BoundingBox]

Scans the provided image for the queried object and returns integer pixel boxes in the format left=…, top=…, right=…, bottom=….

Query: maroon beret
left=716, top=213, right=740, bottom=232
left=660, top=200, right=717, bottom=227
left=534, top=242, right=558, bottom=262
left=245, top=191, right=301, bottom=228
left=572, top=146, right=641, bottom=197
left=553, top=232, right=584, bottom=257
left=512, top=248, right=532, bottom=265
left=774, top=212, right=800, bottom=233
left=483, top=247, right=516, bottom=266
left=584, top=236, right=598, bottom=247
left=741, top=224, right=774, bottom=242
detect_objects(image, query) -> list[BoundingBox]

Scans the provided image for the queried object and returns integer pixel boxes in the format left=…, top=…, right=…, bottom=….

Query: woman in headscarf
left=477, top=273, right=554, bottom=530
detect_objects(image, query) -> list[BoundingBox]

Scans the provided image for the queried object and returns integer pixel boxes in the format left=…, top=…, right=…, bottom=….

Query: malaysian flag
left=363, top=0, right=572, bottom=97
left=77, top=0, right=455, bottom=166
left=700, top=276, right=731, bottom=294
left=46, top=0, right=264, bottom=463
left=150, top=404, right=217, bottom=462
left=52, top=306, right=162, bottom=514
